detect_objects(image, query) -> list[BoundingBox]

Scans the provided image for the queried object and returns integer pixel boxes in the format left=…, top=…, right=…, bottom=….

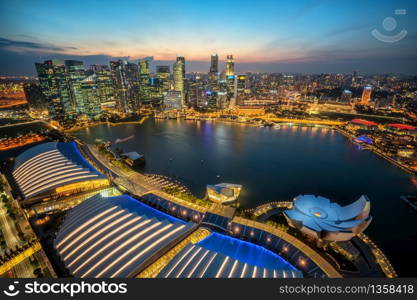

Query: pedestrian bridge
left=246, top=201, right=293, bottom=221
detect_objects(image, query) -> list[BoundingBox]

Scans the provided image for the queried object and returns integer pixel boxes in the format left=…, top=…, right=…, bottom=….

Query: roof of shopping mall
left=12, top=142, right=106, bottom=199
left=54, top=194, right=302, bottom=278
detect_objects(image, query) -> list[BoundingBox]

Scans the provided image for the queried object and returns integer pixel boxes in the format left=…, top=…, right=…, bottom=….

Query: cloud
left=0, top=37, right=77, bottom=52
left=322, top=22, right=374, bottom=39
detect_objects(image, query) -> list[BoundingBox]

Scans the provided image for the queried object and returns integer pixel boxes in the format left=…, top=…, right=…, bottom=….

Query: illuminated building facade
left=225, top=55, right=234, bottom=76
left=35, top=59, right=76, bottom=125
left=173, top=56, right=185, bottom=107
left=110, top=60, right=128, bottom=112
left=163, top=90, right=182, bottom=110
left=226, top=75, right=236, bottom=107
left=138, top=60, right=152, bottom=105
left=236, top=74, right=247, bottom=105
left=65, top=60, right=86, bottom=116
left=233, top=106, right=266, bottom=116
left=80, top=74, right=102, bottom=119
left=23, top=83, right=47, bottom=112
left=209, top=53, right=219, bottom=80
left=125, top=62, right=140, bottom=112
left=361, top=86, right=372, bottom=105
left=206, top=183, right=242, bottom=204
left=156, top=65, right=171, bottom=93
left=90, top=65, right=116, bottom=105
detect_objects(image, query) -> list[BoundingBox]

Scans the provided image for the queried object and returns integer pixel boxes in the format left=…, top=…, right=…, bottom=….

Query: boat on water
left=115, top=135, right=134, bottom=144
left=400, top=195, right=417, bottom=210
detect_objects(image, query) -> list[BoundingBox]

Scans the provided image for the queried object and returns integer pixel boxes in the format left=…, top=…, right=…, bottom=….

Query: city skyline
left=1, top=0, right=417, bottom=75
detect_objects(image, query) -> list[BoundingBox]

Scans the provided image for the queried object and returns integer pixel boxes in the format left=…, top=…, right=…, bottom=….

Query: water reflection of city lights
left=411, top=176, right=417, bottom=188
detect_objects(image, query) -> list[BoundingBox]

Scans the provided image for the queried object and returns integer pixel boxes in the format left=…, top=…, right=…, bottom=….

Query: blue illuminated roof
left=197, top=232, right=297, bottom=270
left=108, top=194, right=187, bottom=224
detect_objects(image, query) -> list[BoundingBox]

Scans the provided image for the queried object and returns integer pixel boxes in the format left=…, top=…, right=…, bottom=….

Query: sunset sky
left=1, top=0, right=417, bottom=75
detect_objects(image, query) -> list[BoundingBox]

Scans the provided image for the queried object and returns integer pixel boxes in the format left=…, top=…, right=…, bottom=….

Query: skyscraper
left=65, top=60, right=86, bottom=116
left=110, top=60, right=140, bottom=113
left=23, top=83, right=47, bottom=112
left=209, top=54, right=219, bottom=78
left=173, top=56, right=185, bottom=107
left=156, top=65, right=171, bottom=92
left=125, top=62, right=140, bottom=111
left=110, top=60, right=127, bottom=113
left=80, top=74, right=102, bottom=119
left=225, top=55, right=234, bottom=76
left=35, top=59, right=76, bottom=125
left=361, top=86, right=372, bottom=105
left=91, top=65, right=116, bottom=104
left=236, top=74, right=247, bottom=105
left=138, top=60, right=151, bottom=105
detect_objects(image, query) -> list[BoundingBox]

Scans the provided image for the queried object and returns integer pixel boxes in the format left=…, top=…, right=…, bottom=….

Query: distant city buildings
left=29, top=53, right=417, bottom=127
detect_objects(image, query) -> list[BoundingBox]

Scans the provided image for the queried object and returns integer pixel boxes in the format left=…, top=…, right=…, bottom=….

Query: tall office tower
left=209, top=54, right=219, bottom=78
left=225, top=55, right=234, bottom=76
left=91, top=65, right=116, bottom=104
left=236, top=75, right=247, bottom=105
left=173, top=56, right=185, bottom=107
left=138, top=60, right=151, bottom=105
left=187, top=79, right=203, bottom=108
left=208, top=54, right=219, bottom=96
left=225, top=74, right=236, bottom=105
left=110, top=60, right=130, bottom=113
left=35, top=59, right=76, bottom=125
left=23, top=82, right=47, bottom=112
left=361, top=86, right=372, bottom=105
left=352, top=71, right=358, bottom=84
left=65, top=60, right=86, bottom=115
left=156, top=65, right=171, bottom=92
left=125, top=62, right=140, bottom=111
left=80, top=74, right=102, bottom=119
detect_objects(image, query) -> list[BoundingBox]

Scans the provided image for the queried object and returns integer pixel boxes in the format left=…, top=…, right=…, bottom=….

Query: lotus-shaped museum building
left=283, top=195, right=372, bottom=242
